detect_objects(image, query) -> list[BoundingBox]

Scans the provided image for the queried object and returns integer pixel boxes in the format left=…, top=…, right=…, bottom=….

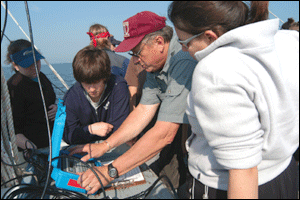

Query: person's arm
left=228, top=166, right=258, bottom=199
left=63, top=90, right=94, bottom=144
left=124, top=57, right=141, bottom=112
left=69, top=103, right=159, bottom=159
left=47, top=104, right=57, bottom=121
left=128, top=85, right=138, bottom=111
left=106, top=79, right=130, bottom=133
left=15, top=133, right=37, bottom=149
left=112, top=120, right=180, bottom=175
left=77, top=119, right=180, bottom=195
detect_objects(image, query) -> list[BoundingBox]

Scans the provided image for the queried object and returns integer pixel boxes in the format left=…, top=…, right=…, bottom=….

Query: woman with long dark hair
left=169, top=1, right=299, bottom=198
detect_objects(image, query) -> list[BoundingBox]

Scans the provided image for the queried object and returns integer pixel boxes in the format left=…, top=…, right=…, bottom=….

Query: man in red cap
left=70, top=11, right=197, bottom=195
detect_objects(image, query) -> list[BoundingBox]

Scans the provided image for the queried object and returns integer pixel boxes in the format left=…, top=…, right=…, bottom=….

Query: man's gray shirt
left=140, top=34, right=197, bottom=124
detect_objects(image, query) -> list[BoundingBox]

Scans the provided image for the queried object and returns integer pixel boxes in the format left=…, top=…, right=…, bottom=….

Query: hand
left=68, top=143, right=108, bottom=162
left=89, top=122, right=113, bottom=137
left=77, top=165, right=113, bottom=195
left=47, top=104, right=57, bottom=121
left=16, top=133, right=37, bottom=149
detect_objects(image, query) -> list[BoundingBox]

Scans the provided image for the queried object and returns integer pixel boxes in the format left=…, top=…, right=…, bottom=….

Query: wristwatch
left=108, top=163, right=119, bottom=179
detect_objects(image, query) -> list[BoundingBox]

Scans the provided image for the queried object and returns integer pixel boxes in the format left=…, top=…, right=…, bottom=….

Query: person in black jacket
left=6, top=39, right=57, bottom=149
left=63, top=45, right=130, bottom=145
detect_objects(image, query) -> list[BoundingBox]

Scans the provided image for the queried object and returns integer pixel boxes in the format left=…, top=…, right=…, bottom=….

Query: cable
left=23, top=1, right=53, bottom=199
left=1, top=174, right=39, bottom=188
left=1, top=30, right=11, bottom=42
left=3, top=148, right=178, bottom=199
left=51, top=155, right=107, bottom=198
left=2, top=184, right=90, bottom=199
left=51, top=81, right=66, bottom=94
left=1, top=1, right=8, bottom=43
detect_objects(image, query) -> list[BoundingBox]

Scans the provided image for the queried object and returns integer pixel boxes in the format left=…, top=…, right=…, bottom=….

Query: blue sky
left=1, top=1, right=299, bottom=65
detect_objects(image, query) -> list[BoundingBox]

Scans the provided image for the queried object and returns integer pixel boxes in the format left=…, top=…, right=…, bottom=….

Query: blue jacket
left=63, top=74, right=130, bottom=144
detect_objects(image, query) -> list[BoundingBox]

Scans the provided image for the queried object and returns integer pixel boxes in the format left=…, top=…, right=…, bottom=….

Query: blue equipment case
left=50, top=99, right=101, bottom=194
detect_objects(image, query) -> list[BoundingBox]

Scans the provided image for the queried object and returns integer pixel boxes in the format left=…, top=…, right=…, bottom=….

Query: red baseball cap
left=114, top=11, right=166, bottom=52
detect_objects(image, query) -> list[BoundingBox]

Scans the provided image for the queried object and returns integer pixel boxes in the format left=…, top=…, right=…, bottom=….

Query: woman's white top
left=186, top=19, right=299, bottom=190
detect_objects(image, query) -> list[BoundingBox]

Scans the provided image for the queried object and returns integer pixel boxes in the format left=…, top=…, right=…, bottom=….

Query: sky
left=1, top=1, right=299, bottom=66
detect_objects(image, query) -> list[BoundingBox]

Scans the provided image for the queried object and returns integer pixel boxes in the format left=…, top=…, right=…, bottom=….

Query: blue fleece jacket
left=63, top=74, right=130, bottom=145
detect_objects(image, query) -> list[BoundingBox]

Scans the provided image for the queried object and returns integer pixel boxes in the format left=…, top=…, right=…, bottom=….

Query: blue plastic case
left=50, top=99, right=101, bottom=194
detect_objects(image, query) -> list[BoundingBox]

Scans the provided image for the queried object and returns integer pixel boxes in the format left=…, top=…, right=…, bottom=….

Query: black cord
left=1, top=1, right=8, bottom=43
left=2, top=184, right=90, bottom=199
left=51, top=155, right=107, bottom=198
left=2, top=148, right=178, bottom=199
left=1, top=174, right=39, bottom=188
left=23, top=1, right=53, bottom=199
left=51, top=81, right=66, bottom=94
left=1, top=30, right=11, bottom=42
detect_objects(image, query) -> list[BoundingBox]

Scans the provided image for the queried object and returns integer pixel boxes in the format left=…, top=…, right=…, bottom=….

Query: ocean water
left=2, top=63, right=76, bottom=102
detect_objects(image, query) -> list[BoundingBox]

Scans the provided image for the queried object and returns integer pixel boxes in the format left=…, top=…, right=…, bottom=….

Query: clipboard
left=103, top=160, right=146, bottom=191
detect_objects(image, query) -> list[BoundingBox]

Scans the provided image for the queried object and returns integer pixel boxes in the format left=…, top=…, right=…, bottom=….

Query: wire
left=23, top=1, right=53, bottom=199
left=2, top=147, right=178, bottom=199
left=2, top=184, right=90, bottom=199
left=1, top=174, right=39, bottom=188
left=1, top=30, right=11, bottom=42
left=1, top=1, right=8, bottom=43
left=51, top=81, right=66, bottom=94
left=51, top=155, right=107, bottom=198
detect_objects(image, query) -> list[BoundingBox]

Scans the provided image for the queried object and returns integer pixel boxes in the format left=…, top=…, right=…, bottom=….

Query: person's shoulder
left=7, top=72, right=23, bottom=87
left=39, top=72, right=52, bottom=82
left=109, top=74, right=127, bottom=86
left=171, top=50, right=198, bottom=69
left=63, top=82, right=82, bottom=100
left=275, top=30, right=299, bottom=46
left=175, top=50, right=196, bottom=61
left=106, top=49, right=128, bottom=60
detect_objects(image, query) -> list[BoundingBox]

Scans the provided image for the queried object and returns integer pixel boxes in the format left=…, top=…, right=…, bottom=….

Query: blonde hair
left=88, top=24, right=112, bottom=49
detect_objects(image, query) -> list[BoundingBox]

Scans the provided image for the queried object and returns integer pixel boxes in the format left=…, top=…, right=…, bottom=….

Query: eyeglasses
left=128, top=38, right=149, bottom=58
left=128, top=48, right=143, bottom=58
left=178, top=32, right=204, bottom=49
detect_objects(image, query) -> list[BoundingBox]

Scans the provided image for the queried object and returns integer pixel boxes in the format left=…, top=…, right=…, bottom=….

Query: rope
left=1, top=66, right=23, bottom=188
left=269, top=9, right=285, bottom=24
left=1, top=1, right=69, bottom=90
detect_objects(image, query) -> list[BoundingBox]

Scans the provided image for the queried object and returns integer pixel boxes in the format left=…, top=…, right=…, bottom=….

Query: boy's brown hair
left=72, top=45, right=111, bottom=84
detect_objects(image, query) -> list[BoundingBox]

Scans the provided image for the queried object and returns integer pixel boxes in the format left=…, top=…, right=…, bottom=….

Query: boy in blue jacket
left=63, top=45, right=130, bottom=145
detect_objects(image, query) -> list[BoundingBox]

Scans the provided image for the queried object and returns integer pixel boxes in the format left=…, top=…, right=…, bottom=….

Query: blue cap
left=10, top=47, right=45, bottom=68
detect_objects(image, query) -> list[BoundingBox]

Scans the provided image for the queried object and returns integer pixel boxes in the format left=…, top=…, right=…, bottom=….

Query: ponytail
left=246, top=1, right=269, bottom=24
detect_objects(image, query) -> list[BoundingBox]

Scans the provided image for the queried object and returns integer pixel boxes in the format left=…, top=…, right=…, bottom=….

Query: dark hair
left=72, top=45, right=111, bottom=84
left=6, top=39, right=32, bottom=64
left=6, top=39, right=32, bottom=72
left=281, top=18, right=299, bottom=31
left=168, top=1, right=269, bottom=37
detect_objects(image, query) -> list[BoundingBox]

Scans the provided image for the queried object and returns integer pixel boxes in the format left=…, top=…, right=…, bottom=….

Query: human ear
left=204, top=30, right=218, bottom=44
left=154, top=36, right=165, bottom=52
left=12, top=62, right=20, bottom=71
